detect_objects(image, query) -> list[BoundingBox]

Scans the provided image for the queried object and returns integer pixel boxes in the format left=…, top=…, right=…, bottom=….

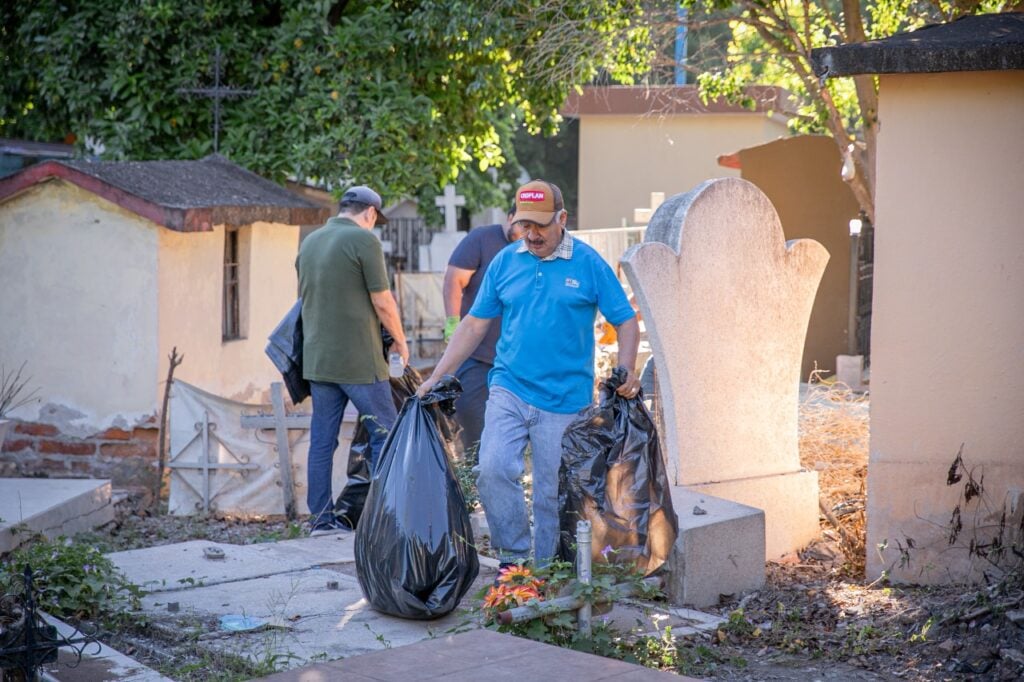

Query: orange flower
left=497, top=565, right=545, bottom=592
left=497, top=564, right=531, bottom=583
left=483, top=584, right=512, bottom=610
left=482, top=582, right=543, bottom=617
left=507, top=585, right=541, bottom=605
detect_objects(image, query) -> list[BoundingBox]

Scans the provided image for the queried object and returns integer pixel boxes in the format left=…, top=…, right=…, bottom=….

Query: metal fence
left=571, top=226, right=647, bottom=274
left=379, top=217, right=436, bottom=277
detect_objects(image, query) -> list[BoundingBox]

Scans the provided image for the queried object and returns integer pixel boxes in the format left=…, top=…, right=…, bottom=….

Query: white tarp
left=168, top=380, right=355, bottom=518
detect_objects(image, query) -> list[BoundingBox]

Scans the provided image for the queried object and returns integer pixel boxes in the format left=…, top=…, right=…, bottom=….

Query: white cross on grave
left=633, top=191, right=666, bottom=225
left=434, top=184, right=466, bottom=233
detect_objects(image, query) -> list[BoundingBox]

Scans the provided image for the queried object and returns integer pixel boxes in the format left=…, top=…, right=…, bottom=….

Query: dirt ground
left=88, top=384, right=1022, bottom=681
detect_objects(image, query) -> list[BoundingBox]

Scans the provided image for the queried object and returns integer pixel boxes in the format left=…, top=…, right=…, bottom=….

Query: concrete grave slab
left=40, top=612, right=174, bottom=682
left=109, top=535, right=354, bottom=592
left=108, top=535, right=493, bottom=668
left=151, top=568, right=479, bottom=664
left=0, top=477, right=114, bottom=553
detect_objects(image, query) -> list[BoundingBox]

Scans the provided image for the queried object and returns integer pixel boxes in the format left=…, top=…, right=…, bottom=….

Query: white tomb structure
left=622, top=178, right=827, bottom=560
left=418, top=184, right=467, bottom=273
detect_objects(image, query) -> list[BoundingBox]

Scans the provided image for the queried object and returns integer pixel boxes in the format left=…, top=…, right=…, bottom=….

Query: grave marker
left=622, top=178, right=827, bottom=558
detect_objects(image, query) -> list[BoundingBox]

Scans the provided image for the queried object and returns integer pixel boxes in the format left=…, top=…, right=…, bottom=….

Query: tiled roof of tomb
left=0, top=154, right=331, bottom=231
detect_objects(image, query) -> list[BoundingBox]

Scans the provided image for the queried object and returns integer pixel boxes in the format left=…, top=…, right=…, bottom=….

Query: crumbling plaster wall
left=0, top=181, right=160, bottom=486
left=157, top=220, right=300, bottom=404
left=0, top=180, right=159, bottom=430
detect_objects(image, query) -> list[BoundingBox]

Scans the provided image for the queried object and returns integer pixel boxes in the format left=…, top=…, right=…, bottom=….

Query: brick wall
left=0, top=419, right=159, bottom=489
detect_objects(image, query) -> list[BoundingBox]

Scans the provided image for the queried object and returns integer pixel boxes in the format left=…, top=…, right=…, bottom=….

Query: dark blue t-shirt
left=448, top=223, right=514, bottom=364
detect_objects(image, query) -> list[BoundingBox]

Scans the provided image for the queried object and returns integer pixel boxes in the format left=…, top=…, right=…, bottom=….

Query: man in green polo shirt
left=298, top=185, right=409, bottom=536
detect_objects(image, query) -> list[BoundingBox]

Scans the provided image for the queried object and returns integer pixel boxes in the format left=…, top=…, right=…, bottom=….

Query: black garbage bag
left=354, top=376, right=479, bottom=619
left=334, top=364, right=425, bottom=529
left=558, top=367, right=678, bottom=575
left=264, top=299, right=309, bottom=404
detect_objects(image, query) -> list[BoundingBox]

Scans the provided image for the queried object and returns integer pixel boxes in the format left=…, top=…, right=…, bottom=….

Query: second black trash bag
left=558, top=367, right=678, bottom=576
left=354, top=376, right=479, bottom=619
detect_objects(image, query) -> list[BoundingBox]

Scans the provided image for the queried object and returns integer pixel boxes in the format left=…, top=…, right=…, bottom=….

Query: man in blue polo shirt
left=417, top=179, right=640, bottom=569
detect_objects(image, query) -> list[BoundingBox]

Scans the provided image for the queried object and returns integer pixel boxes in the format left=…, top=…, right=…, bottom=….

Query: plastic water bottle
left=388, top=352, right=404, bottom=378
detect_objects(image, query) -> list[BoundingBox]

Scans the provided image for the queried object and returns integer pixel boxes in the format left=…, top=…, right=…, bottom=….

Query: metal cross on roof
left=177, top=46, right=256, bottom=154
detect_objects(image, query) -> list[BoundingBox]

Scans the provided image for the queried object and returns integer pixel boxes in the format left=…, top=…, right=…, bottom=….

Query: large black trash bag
left=354, top=376, right=480, bottom=619
left=334, top=328, right=460, bottom=529
left=334, top=364, right=426, bottom=529
left=558, top=367, right=678, bottom=575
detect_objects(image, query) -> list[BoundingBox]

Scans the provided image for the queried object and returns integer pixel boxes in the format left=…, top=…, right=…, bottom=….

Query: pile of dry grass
left=799, top=379, right=869, bottom=575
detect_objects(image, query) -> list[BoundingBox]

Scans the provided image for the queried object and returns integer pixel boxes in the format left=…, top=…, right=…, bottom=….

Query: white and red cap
left=511, top=179, right=564, bottom=226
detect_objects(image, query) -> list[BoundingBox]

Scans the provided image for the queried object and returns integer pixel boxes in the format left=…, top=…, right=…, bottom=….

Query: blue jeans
left=453, top=357, right=492, bottom=458
left=308, top=380, right=396, bottom=528
left=476, top=385, right=585, bottom=565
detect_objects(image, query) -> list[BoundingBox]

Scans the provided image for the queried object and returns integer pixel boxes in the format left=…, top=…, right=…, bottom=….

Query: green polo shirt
left=297, top=217, right=390, bottom=384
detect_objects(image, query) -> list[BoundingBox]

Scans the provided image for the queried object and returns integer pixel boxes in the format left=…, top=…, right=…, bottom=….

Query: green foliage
left=1, top=1, right=654, bottom=210
left=481, top=555, right=665, bottom=657
left=0, top=536, right=142, bottom=622
left=452, top=448, right=480, bottom=514
left=157, top=647, right=288, bottom=682
left=719, top=607, right=757, bottom=640
left=908, top=615, right=934, bottom=643
left=630, top=625, right=679, bottom=669
left=250, top=521, right=305, bottom=544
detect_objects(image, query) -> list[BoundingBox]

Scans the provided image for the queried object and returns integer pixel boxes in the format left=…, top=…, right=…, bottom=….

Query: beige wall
left=577, top=114, right=788, bottom=229
left=867, top=71, right=1024, bottom=583
left=0, top=181, right=160, bottom=432
left=738, top=135, right=860, bottom=381
left=158, top=221, right=299, bottom=403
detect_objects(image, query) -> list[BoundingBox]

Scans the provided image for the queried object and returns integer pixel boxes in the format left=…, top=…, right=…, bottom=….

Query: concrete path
left=109, top=532, right=492, bottom=666
left=106, top=533, right=723, bottom=679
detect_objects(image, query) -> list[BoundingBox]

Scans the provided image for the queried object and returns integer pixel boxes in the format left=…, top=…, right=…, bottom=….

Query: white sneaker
left=309, top=522, right=353, bottom=537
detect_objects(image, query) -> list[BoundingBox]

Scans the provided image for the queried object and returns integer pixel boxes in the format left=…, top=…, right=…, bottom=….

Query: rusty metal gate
left=378, top=217, right=437, bottom=277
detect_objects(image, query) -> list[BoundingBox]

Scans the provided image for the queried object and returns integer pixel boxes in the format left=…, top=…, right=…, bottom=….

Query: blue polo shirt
left=469, top=233, right=635, bottom=413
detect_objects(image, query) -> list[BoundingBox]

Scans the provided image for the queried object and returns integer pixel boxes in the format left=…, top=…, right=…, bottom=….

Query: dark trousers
left=453, top=357, right=492, bottom=459
left=307, top=379, right=397, bottom=528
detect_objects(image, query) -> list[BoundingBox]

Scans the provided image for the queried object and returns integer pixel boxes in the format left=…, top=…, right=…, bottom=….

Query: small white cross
left=633, top=192, right=666, bottom=225
left=434, top=184, right=466, bottom=233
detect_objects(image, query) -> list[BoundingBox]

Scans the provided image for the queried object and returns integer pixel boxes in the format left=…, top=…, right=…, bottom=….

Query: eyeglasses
left=515, top=210, right=564, bottom=230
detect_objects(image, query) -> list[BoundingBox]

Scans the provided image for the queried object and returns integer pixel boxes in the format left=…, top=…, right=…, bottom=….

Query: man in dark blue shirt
left=442, top=207, right=522, bottom=457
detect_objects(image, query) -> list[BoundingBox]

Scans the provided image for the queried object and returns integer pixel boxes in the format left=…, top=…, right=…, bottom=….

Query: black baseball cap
left=341, top=185, right=388, bottom=225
